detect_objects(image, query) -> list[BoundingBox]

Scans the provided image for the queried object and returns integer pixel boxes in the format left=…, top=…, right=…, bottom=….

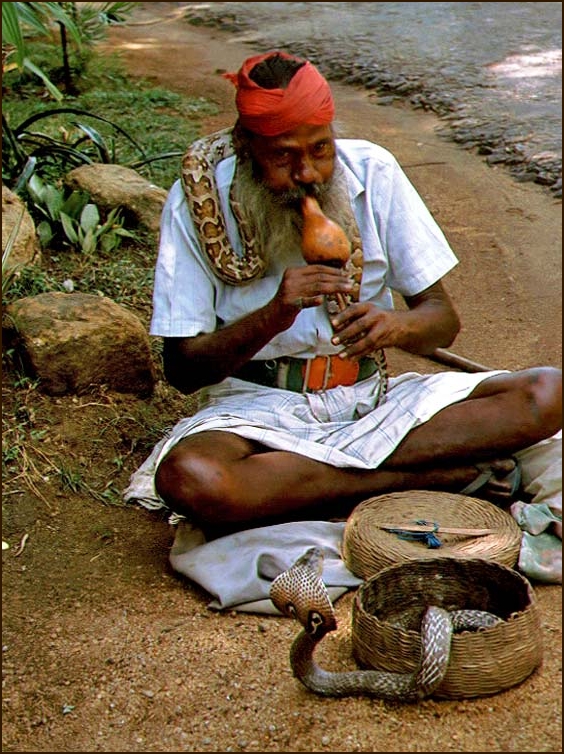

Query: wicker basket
left=342, top=491, right=522, bottom=579
left=351, top=557, right=543, bottom=699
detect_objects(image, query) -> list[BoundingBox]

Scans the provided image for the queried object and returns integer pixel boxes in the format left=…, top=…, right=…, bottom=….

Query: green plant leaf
left=80, top=204, right=100, bottom=234
left=2, top=113, right=29, bottom=173
left=1, top=4, right=26, bottom=68
left=100, top=233, right=120, bottom=253
left=13, top=156, right=38, bottom=194
left=26, top=175, right=68, bottom=224
left=72, top=122, right=111, bottom=162
left=24, top=141, right=96, bottom=169
left=113, top=227, right=136, bottom=238
left=9, top=2, right=53, bottom=37
left=14, top=109, right=148, bottom=160
left=28, top=2, right=84, bottom=50
left=128, top=151, right=184, bottom=169
left=81, top=227, right=97, bottom=255
left=61, top=190, right=90, bottom=220
left=27, top=173, right=48, bottom=204
left=43, top=183, right=65, bottom=221
left=97, top=205, right=121, bottom=233
left=22, top=57, right=64, bottom=102
left=105, top=206, right=121, bottom=222
left=59, top=211, right=78, bottom=244
left=36, top=220, right=55, bottom=248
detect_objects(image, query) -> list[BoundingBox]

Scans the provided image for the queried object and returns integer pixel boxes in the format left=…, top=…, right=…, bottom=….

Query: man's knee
left=155, top=444, right=236, bottom=521
left=523, top=367, right=561, bottom=434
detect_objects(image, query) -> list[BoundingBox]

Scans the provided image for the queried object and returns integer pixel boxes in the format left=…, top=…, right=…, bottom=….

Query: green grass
left=3, top=46, right=218, bottom=190
left=3, top=42, right=218, bottom=316
left=2, top=34, right=212, bottom=509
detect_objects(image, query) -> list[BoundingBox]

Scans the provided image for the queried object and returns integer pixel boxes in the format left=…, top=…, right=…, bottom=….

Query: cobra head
left=269, top=547, right=337, bottom=638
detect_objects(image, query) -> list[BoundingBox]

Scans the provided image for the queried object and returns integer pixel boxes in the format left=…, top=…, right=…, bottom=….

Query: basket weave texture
left=342, top=491, right=522, bottom=579
left=351, top=557, right=543, bottom=699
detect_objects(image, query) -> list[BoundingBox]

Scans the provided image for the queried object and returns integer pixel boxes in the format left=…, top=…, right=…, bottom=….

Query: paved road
left=183, top=1, right=562, bottom=194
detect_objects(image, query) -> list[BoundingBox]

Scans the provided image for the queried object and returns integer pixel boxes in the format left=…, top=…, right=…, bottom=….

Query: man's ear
left=231, top=122, right=252, bottom=159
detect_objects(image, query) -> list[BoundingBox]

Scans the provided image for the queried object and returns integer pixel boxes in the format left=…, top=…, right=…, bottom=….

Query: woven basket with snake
left=351, top=557, right=543, bottom=699
left=270, top=493, right=541, bottom=700
left=342, top=490, right=523, bottom=579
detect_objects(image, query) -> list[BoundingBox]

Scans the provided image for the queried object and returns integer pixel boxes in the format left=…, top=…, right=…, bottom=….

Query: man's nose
left=292, top=157, right=321, bottom=185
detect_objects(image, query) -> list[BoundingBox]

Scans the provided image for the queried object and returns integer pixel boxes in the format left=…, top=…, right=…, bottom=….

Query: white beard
left=231, top=158, right=358, bottom=265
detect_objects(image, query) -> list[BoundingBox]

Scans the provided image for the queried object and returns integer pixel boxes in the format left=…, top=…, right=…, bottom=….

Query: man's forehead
left=253, top=124, right=334, bottom=148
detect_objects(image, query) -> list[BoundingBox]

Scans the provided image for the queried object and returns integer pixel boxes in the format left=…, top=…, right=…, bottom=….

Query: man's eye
left=312, top=142, right=329, bottom=157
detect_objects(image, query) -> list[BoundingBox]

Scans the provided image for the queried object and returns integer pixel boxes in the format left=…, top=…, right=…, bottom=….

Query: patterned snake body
left=270, top=547, right=502, bottom=701
left=181, top=129, right=266, bottom=285
left=181, top=129, right=389, bottom=402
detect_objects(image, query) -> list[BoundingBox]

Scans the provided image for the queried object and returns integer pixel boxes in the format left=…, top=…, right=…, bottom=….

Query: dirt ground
left=2, top=4, right=562, bottom=752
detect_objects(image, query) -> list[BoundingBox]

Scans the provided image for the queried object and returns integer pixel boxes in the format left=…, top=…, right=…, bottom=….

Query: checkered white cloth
left=124, top=369, right=503, bottom=510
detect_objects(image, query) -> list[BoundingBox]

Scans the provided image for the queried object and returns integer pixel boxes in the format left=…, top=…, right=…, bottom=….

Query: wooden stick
left=429, top=347, right=493, bottom=373
left=378, top=523, right=495, bottom=536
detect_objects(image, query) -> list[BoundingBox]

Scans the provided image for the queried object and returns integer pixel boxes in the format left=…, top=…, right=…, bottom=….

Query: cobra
left=269, top=547, right=502, bottom=701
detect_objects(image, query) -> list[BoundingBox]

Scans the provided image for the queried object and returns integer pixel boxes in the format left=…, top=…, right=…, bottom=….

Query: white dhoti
left=123, top=370, right=562, bottom=611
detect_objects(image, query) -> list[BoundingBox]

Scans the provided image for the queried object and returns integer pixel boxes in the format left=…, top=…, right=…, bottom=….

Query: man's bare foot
left=460, top=458, right=522, bottom=505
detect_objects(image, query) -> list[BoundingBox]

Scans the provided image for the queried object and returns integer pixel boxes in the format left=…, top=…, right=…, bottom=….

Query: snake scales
left=181, top=129, right=388, bottom=401
left=269, top=547, right=502, bottom=701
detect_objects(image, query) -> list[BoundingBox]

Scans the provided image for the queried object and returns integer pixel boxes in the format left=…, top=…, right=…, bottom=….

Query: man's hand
left=329, top=281, right=461, bottom=360
left=330, top=302, right=402, bottom=359
left=271, top=264, right=354, bottom=328
left=162, top=265, right=354, bottom=394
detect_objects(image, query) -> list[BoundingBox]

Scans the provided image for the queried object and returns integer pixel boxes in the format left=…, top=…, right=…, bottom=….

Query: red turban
left=223, top=51, right=335, bottom=136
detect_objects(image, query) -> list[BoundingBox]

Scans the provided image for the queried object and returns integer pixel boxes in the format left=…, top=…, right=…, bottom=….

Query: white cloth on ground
left=512, top=429, right=562, bottom=583
left=169, top=519, right=362, bottom=614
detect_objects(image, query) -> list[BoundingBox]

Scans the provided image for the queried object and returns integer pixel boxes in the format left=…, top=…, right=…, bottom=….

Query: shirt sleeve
left=149, top=180, right=218, bottom=337
left=373, top=154, right=459, bottom=297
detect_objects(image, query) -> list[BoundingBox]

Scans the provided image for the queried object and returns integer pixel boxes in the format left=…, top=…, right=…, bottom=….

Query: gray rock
left=3, top=292, right=156, bottom=396
left=2, top=185, right=41, bottom=271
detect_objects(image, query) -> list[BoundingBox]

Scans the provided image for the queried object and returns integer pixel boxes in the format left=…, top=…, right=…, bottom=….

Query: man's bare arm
left=162, top=264, right=354, bottom=394
left=329, top=280, right=460, bottom=360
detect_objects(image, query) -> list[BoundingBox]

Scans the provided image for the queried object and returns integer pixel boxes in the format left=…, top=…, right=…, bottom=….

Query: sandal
left=460, top=458, right=522, bottom=500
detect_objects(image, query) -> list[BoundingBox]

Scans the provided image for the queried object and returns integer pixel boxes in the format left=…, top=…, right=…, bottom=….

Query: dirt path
left=2, top=4, right=561, bottom=753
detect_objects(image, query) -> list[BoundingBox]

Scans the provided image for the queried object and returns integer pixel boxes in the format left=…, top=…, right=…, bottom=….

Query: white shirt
left=150, top=139, right=458, bottom=359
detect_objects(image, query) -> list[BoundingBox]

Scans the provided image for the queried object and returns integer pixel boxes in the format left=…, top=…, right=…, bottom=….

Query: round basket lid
left=342, top=490, right=522, bottom=579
